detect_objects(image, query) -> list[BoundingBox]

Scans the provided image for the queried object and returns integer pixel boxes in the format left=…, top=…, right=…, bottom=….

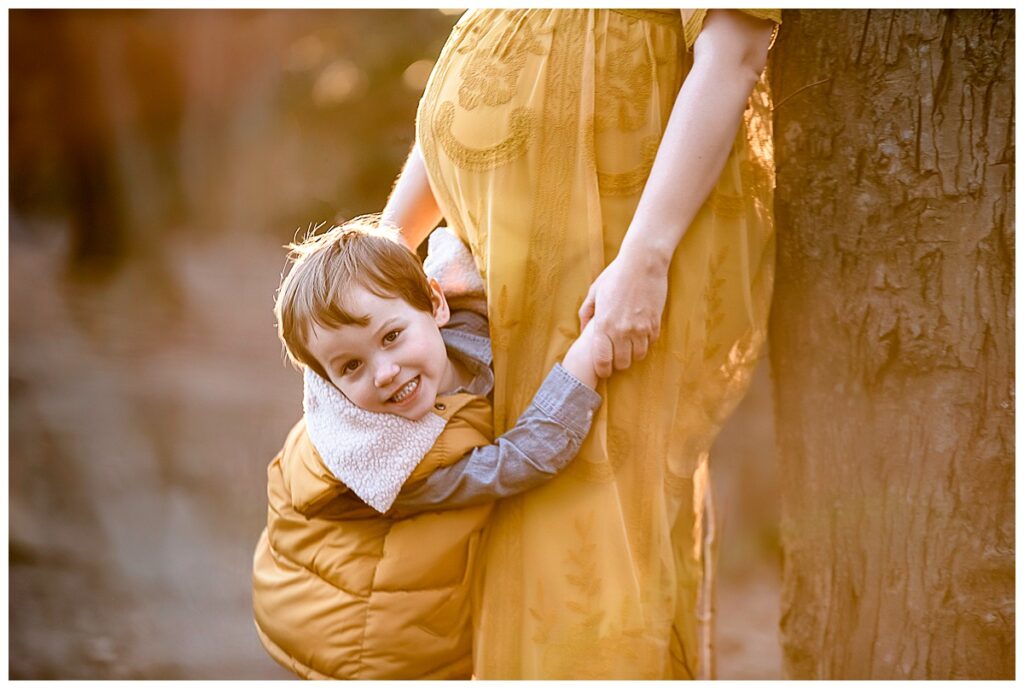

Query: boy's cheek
left=337, top=383, right=365, bottom=408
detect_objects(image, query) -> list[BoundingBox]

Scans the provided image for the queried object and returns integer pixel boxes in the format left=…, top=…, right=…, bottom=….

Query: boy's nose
left=374, top=362, right=400, bottom=388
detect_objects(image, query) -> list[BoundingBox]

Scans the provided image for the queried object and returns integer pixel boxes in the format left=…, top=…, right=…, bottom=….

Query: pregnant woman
left=383, top=9, right=780, bottom=679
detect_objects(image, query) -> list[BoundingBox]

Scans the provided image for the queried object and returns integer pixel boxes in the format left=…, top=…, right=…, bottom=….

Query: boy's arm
left=389, top=363, right=600, bottom=515
left=387, top=325, right=600, bottom=516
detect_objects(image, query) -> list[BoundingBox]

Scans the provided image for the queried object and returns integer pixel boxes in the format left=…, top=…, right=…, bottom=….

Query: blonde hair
left=274, top=216, right=433, bottom=380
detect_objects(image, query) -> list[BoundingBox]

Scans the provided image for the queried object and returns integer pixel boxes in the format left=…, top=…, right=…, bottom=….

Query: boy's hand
left=561, top=321, right=600, bottom=390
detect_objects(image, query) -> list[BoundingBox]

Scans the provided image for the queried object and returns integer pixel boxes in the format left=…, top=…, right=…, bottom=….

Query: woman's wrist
left=616, top=237, right=673, bottom=275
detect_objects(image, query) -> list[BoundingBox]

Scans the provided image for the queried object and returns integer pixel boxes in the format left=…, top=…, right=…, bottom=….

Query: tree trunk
left=768, top=9, right=1014, bottom=679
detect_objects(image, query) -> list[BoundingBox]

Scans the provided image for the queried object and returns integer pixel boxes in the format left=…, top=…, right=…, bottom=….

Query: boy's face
left=306, top=280, right=456, bottom=421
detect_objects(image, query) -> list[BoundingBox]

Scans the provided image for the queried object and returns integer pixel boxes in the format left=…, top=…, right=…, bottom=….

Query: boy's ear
left=428, top=278, right=451, bottom=327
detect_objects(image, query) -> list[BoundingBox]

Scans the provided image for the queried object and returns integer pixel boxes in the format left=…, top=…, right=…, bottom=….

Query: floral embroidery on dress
left=457, top=12, right=548, bottom=110
left=597, top=136, right=660, bottom=197
left=702, top=244, right=729, bottom=361
left=595, top=28, right=653, bottom=133
left=432, top=100, right=536, bottom=171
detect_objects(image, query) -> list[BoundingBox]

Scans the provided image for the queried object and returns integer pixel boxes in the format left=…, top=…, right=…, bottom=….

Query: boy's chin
left=394, top=397, right=435, bottom=422
left=399, top=409, right=432, bottom=422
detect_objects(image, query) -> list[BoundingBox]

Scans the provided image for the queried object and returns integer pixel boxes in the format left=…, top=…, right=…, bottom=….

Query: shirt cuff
left=532, top=363, right=603, bottom=439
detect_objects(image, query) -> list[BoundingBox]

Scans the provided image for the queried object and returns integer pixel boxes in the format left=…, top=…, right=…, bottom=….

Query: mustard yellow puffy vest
left=252, top=392, right=494, bottom=679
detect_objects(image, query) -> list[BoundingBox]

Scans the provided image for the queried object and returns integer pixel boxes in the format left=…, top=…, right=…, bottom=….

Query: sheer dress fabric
left=415, top=8, right=781, bottom=679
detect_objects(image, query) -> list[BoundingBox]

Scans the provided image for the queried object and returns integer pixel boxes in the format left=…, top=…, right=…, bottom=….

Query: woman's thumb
left=578, top=288, right=595, bottom=328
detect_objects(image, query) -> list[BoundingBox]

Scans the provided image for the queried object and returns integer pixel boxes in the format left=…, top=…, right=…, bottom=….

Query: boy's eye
left=383, top=329, right=401, bottom=344
left=342, top=360, right=361, bottom=374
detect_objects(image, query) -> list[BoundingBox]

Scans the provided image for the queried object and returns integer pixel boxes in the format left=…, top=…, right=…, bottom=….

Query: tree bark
left=769, top=9, right=1013, bottom=679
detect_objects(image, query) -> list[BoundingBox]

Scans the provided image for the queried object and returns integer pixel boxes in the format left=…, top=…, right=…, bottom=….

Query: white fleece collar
left=302, top=368, right=446, bottom=513
left=422, top=226, right=487, bottom=317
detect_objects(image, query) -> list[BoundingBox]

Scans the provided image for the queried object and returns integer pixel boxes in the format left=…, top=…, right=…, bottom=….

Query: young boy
left=252, top=218, right=601, bottom=679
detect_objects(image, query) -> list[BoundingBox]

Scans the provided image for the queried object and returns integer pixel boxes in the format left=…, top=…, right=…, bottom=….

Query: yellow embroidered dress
left=415, top=8, right=780, bottom=679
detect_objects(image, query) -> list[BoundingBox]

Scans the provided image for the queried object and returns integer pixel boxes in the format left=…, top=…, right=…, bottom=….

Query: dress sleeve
left=680, top=9, right=782, bottom=52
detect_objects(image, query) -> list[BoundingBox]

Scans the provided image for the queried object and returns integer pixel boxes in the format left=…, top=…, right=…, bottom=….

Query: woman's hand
left=578, top=248, right=669, bottom=378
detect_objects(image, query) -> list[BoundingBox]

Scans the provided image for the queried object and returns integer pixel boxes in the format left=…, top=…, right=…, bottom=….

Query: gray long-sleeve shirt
left=389, top=310, right=602, bottom=513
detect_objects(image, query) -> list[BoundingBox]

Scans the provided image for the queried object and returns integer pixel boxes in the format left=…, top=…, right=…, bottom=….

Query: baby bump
left=416, top=9, right=555, bottom=250
left=416, top=9, right=686, bottom=264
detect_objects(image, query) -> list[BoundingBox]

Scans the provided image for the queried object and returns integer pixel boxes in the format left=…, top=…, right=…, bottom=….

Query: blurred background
left=9, top=9, right=782, bottom=679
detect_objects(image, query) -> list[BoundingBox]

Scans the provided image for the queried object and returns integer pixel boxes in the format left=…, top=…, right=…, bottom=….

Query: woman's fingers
left=613, top=336, right=633, bottom=371
left=594, top=320, right=655, bottom=376
left=592, top=329, right=615, bottom=379
left=632, top=335, right=649, bottom=361
left=578, top=288, right=596, bottom=329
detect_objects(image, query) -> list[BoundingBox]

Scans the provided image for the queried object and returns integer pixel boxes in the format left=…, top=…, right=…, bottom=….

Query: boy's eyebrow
left=373, top=316, right=402, bottom=338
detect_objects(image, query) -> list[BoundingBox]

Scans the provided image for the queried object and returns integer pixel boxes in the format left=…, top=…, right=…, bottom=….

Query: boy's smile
left=306, top=282, right=458, bottom=421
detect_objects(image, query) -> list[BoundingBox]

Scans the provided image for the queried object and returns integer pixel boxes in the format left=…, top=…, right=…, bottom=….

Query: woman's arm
left=579, top=9, right=777, bottom=378
left=381, top=143, right=443, bottom=251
